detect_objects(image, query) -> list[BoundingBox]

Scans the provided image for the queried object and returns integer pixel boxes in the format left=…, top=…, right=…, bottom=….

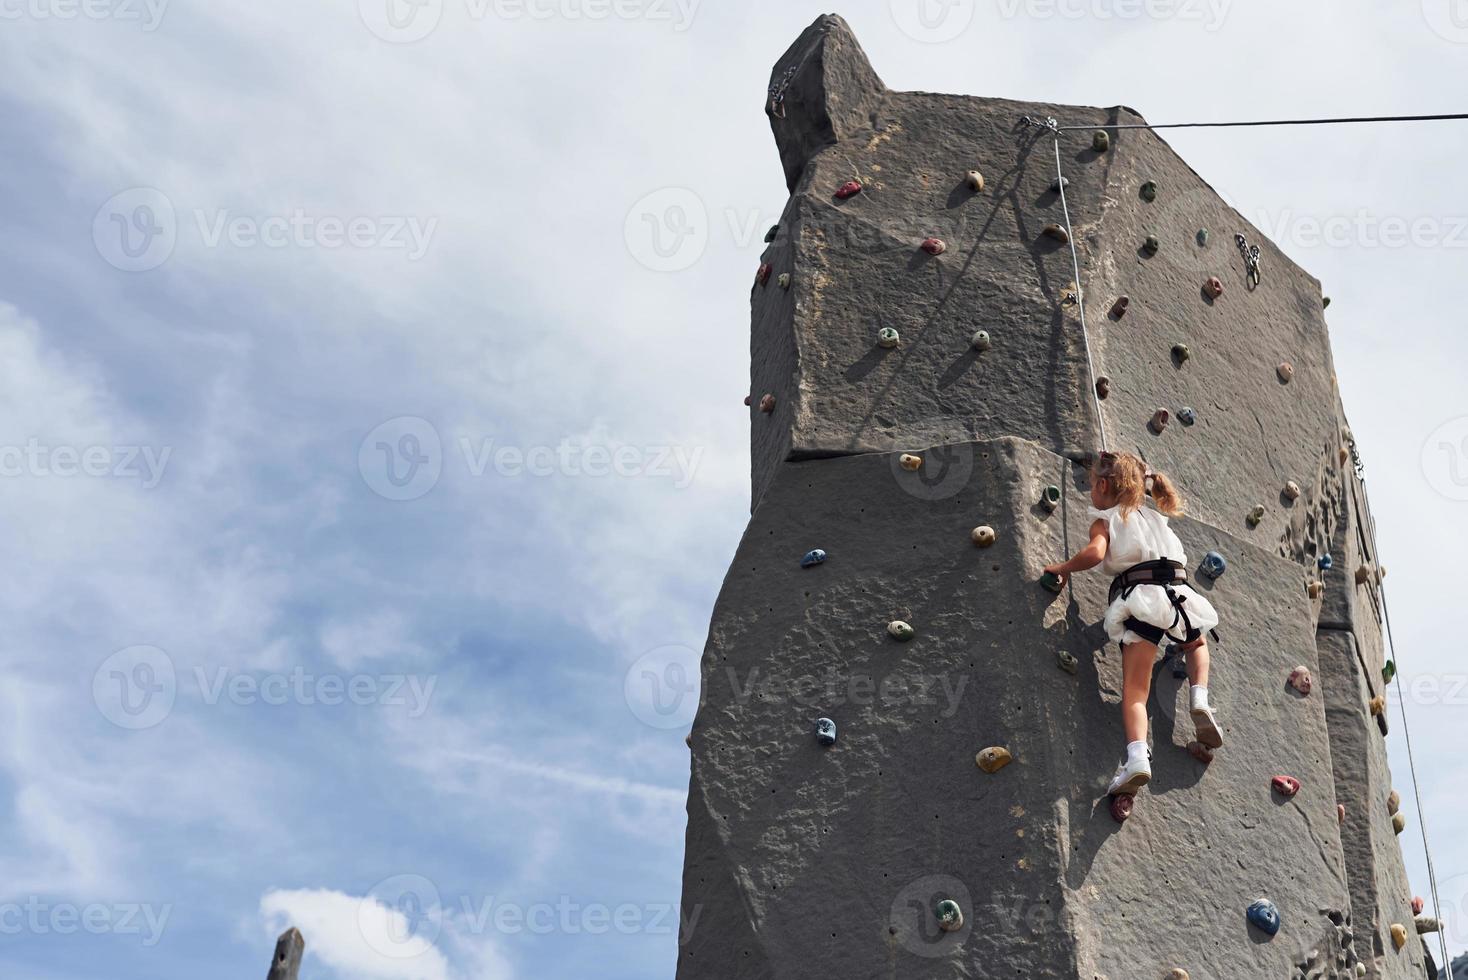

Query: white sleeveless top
left=1089, top=505, right=1187, bottom=576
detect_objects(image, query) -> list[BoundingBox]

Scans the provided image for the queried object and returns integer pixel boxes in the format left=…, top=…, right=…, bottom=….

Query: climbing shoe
left=1191, top=705, right=1223, bottom=749
left=1106, top=757, right=1152, bottom=796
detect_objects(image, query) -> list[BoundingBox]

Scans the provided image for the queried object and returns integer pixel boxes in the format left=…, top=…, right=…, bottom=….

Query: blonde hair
left=1094, top=451, right=1184, bottom=519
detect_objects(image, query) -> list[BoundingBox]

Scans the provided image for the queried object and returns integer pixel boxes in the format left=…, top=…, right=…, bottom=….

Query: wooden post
left=266, top=928, right=304, bottom=980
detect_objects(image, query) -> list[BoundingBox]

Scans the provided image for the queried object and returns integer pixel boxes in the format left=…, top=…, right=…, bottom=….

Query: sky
left=0, top=1, right=1465, bottom=977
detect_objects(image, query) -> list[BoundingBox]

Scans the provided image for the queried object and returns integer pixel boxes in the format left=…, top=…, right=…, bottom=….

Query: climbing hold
left=1189, top=741, right=1214, bottom=764
left=1139, top=180, right=1158, bottom=202
left=921, top=237, right=946, bottom=256
left=684, top=731, right=692, bottom=747
left=1057, top=650, right=1078, bottom=674
left=1200, top=551, right=1227, bottom=579
left=966, top=170, right=985, bottom=192
left=1167, top=971, right=1190, bottom=980
left=1092, top=130, right=1110, bottom=152
left=877, top=327, right=900, bottom=349
left=756, top=263, right=772, bottom=286
left=1196, top=229, right=1209, bottom=247
left=1110, top=794, right=1133, bottom=823
left=975, top=746, right=1012, bottom=773
left=1109, top=296, right=1130, bottom=318
left=1272, top=775, right=1302, bottom=798
left=1416, top=916, right=1442, bottom=934
left=935, top=899, right=964, bottom=932
left=888, top=620, right=915, bottom=642
left=1204, top=276, right=1225, bottom=299
left=1040, top=570, right=1064, bottom=594
left=1339, top=445, right=1350, bottom=465
left=1168, top=647, right=1188, bottom=678
left=1247, top=505, right=1266, bottom=527
left=1247, top=900, right=1281, bottom=937
left=1337, top=803, right=1346, bottom=824
left=1318, top=554, right=1334, bottom=571
left=1307, top=581, right=1324, bottom=599
left=1388, top=789, right=1401, bottom=814
left=971, top=525, right=996, bottom=548
left=1355, top=564, right=1374, bottom=585
left=1391, top=923, right=1407, bottom=950
left=1382, top=660, right=1396, bottom=684
left=1095, top=376, right=1111, bottom=399
left=1284, top=480, right=1301, bottom=501
left=1369, top=694, right=1386, bottom=717
left=1042, top=223, right=1070, bottom=244
left=1050, top=176, right=1069, bottom=193
left=899, top=453, right=923, bottom=471
left=1172, top=343, right=1191, bottom=363
left=1323, top=296, right=1332, bottom=309
left=1392, top=812, right=1407, bottom=835
left=1149, top=408, right=1170, bottom=434
left=1378, top=565, right=1387, bottom=580
left=1178, top=407, right=1197, bottom=426
left=800, top=549, right=826, bottom=568
left=743, top=395, right=752, bottom=407
left=1277, top=361, right=1295, bottom=383
left=759, top=394, right=776, bottom=413
left=1412, top=896, right=1425, bottom=915
left=778, top=272, right=791, bottom=290
left=834, top=180, right=863, bottom=200
left=764, top=224, right=779, bottom=243
left=1143, top=235, right=1160, bottom=254
left=1040, top=485, right=1062, bottom=512
left=1288, top=666, right=1313, bottom=696
left=971, top=330, right=992, bottom=351
left=815, top=717, right=837, bottom=746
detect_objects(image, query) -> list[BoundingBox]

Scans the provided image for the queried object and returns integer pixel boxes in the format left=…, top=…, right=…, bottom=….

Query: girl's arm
left=1043, top=519, right=1109, bottom=586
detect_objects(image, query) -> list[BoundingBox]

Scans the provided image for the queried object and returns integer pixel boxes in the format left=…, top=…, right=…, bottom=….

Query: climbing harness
left=1235, top=233, right=1262, bottom=287
left=1106, top=559, right=1208, bottom=649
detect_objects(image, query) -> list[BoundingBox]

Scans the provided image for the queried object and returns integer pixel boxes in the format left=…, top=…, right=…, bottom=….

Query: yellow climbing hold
left=1393, top=812, right=1407, bottom=835
left=1308, top=581, right=1325, bottom=599
left=1391, top=923, right=1408, bottom=950
left=1369, top=694, right=1386, bottom=717
left=976, top=746, right=1013, bottom=773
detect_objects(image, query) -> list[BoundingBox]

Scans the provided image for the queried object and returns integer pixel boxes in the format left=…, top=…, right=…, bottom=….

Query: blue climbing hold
left=815, top=717, right=837, bottom=746
left=1246, top=899, right=1281, bottom=937
left=801, top=549, right=827, bottom=568
left=1178, top=407, right=1197, bottom=426
left=1318, top=554, right=1334, bottom=571
left=1200, top=551, right=1227, bottom=579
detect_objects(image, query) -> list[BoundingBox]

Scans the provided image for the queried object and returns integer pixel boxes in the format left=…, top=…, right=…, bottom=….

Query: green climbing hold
left=1092, top=130, right=1110, bottom=152
left=1057, top=650, right=1078, bottom=674
left=1139, top=180, right=1158, bottom=202
left=764, top=224, right=779, bottom=243
left=935, top=899, right=964, bottom=932
left=1382, top=660, right=1397, bottom=684
left=1323, top=296, right=1332, bottom=308
left=1196, top=229, right=1209, bottom=247
left=1143, top=235, right=1160, bottom=255
left=888, top=620, right=915, bottom=642
left=1040, top=485, right=1061, bottom=512
left=1040, top=570, right=1064, bottom=594
left=877, top=327, right=900, bottom=349
left=1247, top=505, right=1265, bottom=527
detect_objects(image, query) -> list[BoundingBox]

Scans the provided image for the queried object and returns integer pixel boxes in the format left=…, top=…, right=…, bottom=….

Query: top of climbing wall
left=749, top=13, right=1349, bottom=551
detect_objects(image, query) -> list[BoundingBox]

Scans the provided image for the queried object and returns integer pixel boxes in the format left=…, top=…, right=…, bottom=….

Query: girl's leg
left=1182, top=636, right=1223, bottom=748
left=1182, top=637, right=1210, bottom=689
left=1121, top=639, right=1158, bottom=743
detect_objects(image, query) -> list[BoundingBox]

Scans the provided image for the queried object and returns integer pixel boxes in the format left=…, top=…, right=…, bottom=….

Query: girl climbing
left=1042, top=451, right=1222, bottom=796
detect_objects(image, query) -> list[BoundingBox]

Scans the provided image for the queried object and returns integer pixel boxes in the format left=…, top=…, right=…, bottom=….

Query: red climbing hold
left=1110, top=794, right=1134, bottom=822
left=1204, top=276, right=1224, bottom=299
left=1413, top=897, right=1425, bottom=915
left=759, top=394, right=776, bottom=413
left=1095, top=377, right=1111, bottom=400
left=1272, top=775, right=1301, bottom=798
left=1188, top=741, right=1214, bottom=764
left=1110, top=296, right=1129, bottom=318
left=835, top=180, right=863, bottom=200
left=921, top=237, right=946, bottom=255
left=1288, top=666, right=1313, bottom=696
left=756, top=263, right=772, bottom=286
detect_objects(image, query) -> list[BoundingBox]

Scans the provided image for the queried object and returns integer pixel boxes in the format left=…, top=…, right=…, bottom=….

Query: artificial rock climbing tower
left=678, top=15, right=1427, bottom=979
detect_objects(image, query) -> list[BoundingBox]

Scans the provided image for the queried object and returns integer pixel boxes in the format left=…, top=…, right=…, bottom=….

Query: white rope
left=1359, top=471, right=1451, bottom=971
left=1051, top=134, right=1107, bottom=452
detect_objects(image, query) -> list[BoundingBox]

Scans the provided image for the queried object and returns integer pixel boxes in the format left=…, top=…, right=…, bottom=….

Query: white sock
left=1191, top=685, right=1210, bottom=711
left=1125, top=740, right=1148, bottom=765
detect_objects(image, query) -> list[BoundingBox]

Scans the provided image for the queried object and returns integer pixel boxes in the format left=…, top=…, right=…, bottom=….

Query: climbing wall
left=679, top=14, right=1426, bottom=979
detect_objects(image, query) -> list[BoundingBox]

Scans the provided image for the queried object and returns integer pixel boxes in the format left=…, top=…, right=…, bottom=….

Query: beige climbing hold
left=685, top=731, right=693, bottom=747
left=1149, top=408, right=1170, bottom=434
left=1339, top=446, right=1350, bottom=466
left=1277, top=362, right=1294, bottom=383
left=1167, top=971, right=1190, bottom=980
left=976, top=746, right=1012, bottom=773
left=1355, top=564, right=1375, bottom=585
left=1337, top=803, right=1346, bottom=825
left=1284, top=480, right=1301, bottom=501
left=1392, top=812, right=1406, bottom=835
left=971, top=525, right=997, bottom=548
left=899, top=453, right=923, bottom=471
left=1095, top=376, right=1111, bottom=399
left=966, top=170, right=985, bottom=192
left=1391, top=923, right=1407, bottom=950
left=1388, top=789, right=1401, bottom=814
left=1369, top=694, right=1386, bottom=716
left=1307, top=581, right=1325, bottom=599
left=1041, top=223, right=1070, bottom=244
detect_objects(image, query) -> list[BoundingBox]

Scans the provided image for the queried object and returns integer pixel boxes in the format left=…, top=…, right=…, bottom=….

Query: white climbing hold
left=877, top=327, right=900, bottom=349
left=887, top=620, right=915, bottom=641
left=899, top=453, right=922, bottom=471
left=971, top=330, right=992, bottom=351
left=966, top=170, right=985, bottom=192
left=1392, top=812, right=1406, bottom=835
left=1284, top=480, right=1301, bottom=501
left=1388, top=789, right=1401, bottom=814
left=971, top=525, right=996, bottom=548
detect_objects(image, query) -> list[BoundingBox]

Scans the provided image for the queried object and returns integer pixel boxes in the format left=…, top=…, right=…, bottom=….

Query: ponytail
left=1094, top=451, right=1186, bottom=519
left=1147, top=469, right=1185, bottom=517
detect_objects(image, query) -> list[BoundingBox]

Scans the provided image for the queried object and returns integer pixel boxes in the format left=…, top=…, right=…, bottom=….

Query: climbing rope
left=767, top=28, right=827, bottom=118
left=1040, top=117, right=1109, bottom=452
left=1051, top=111, right=1468, bottom=133
left=1357, top=458, right=1452, bottom=971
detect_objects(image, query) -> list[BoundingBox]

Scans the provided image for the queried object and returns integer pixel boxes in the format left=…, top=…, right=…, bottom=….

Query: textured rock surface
left=689, top=14, right=1424, bottom=979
